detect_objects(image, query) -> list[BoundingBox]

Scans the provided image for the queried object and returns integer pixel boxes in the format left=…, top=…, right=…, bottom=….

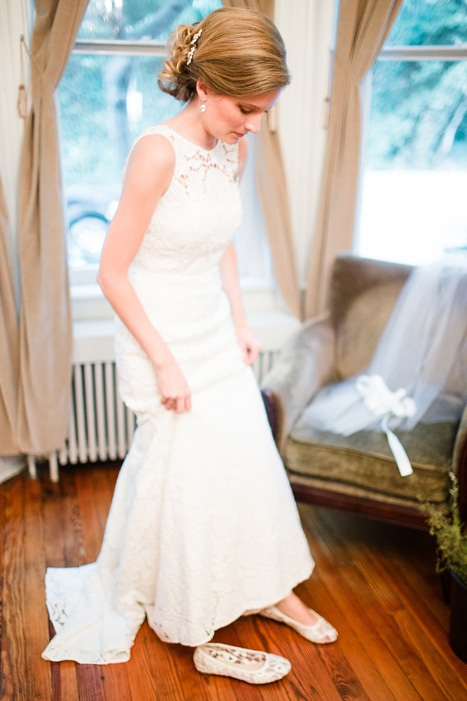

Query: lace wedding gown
left=42, top=126, right=314, bottom=664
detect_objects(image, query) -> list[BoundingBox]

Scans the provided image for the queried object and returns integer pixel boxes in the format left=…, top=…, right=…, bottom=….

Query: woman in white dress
left=42, top=7, right=337, bottom=684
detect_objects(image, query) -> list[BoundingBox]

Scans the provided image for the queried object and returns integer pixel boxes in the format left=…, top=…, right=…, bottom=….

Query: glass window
left=357, top=0, right=467, bottom=265
left=77, top=0, right=192, bottom=41
left=385, top=0, right=467, bottom=46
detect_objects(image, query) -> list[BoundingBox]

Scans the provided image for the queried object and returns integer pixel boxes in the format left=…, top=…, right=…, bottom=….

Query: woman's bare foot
left=260, top=592, right=338, bottom=644
left=274, top=592, right=320, bottom=626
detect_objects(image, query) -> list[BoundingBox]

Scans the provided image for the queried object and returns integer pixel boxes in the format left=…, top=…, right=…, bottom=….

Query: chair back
left=330, top=255, right=413, bottom=380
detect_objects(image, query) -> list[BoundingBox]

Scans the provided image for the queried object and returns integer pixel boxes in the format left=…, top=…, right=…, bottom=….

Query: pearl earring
left=200, top=103, right=206, bottom=113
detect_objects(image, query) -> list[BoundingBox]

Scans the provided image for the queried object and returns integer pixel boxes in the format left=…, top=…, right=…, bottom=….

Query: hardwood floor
left=1, top=462, right=466, bottom=700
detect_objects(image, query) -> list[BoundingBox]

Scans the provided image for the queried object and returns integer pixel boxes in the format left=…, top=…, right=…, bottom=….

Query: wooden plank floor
left=1, top=462, right=466, bottom=700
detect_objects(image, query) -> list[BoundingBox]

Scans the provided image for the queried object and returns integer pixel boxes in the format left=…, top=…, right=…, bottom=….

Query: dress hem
left=41, top=565, right=314, bottom=664
left=149, top=563, right=315, bottom=648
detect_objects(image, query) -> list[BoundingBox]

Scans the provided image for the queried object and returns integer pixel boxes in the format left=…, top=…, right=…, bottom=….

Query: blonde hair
left=158, top=8, right=290, bottom=102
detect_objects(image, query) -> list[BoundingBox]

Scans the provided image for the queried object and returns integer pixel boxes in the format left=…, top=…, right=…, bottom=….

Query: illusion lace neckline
left=161, top=124, right=220, bottom=154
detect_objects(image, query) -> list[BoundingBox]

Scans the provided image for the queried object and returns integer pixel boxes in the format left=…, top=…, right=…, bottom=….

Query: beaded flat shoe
left=193, top=642, right=291, bottom=684
left=259, top=605, right=338, bottom=644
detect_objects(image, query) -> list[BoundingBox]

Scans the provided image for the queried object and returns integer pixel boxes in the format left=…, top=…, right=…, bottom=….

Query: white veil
left=305, top=256, right=467, bottom=438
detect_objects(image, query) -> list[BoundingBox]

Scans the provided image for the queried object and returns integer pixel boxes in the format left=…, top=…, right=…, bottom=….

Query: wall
left=275, top=0, right=336, bottom=288
left=0, top=0, right=31, bottom=301
left=0, top=0, right=31, bottom=478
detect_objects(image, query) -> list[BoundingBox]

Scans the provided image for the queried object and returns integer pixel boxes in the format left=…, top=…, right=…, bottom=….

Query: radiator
left=60, top=361, right=136, bottom=466
left=35, top=349, right=279, bottom=482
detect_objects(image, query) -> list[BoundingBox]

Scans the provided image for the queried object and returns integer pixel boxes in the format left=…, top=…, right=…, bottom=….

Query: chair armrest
left=453, top=403, right=467, bottom=521
left=261, top=313, right=337, bottom=450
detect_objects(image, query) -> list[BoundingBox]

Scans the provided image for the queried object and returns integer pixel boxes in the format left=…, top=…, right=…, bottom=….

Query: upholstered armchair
left=262, top=254, right=467, bottom=528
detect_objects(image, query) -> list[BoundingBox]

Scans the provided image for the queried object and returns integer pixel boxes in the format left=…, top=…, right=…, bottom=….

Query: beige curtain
left=223, top=0, right=301, bottom=317
left=0, top=179, right=19, bottom=454
left=305, top=0, right=403, bottom=318
left=16, top=0, right=88, bottom=455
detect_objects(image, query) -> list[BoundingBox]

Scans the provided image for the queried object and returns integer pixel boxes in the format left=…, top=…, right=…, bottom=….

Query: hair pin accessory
left=187, top=28, right=202, bottom=66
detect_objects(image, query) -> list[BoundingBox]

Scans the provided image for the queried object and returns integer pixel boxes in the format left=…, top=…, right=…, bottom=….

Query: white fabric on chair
left=304, top=256, right=467, bottom=465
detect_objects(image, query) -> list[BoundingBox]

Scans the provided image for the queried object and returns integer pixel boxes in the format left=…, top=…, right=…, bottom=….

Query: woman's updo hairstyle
left=158, top=7, right=290, bottom=102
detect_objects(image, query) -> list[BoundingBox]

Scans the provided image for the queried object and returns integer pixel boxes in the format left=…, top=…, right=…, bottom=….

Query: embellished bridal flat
left=259, top=605, right=338, bottom=644
left=193, top=642, right=291, bottom=684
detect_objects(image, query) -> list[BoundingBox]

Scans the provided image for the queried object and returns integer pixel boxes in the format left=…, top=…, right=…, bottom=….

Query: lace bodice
left=130, top=125, right=242, bottom=278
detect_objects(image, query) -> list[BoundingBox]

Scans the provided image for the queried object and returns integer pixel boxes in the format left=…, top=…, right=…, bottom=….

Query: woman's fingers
left=161, top=392, right=191, bottom=413
left=156, top=358, right=191, bottom=413
left=236, top=325, right=262, bottom=365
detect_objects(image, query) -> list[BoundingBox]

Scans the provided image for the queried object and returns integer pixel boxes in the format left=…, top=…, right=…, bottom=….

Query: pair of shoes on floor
left=259, top=605, right=338, bottom=644
left=193, top=642, right=291, bottom=684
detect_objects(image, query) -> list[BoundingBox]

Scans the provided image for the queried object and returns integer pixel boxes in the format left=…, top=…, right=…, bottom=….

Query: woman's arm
left=97, top=135, right=191, bottom=413
left=219, top=137, right=261, bottom=366
left=220, top=242, right=261, bottom=366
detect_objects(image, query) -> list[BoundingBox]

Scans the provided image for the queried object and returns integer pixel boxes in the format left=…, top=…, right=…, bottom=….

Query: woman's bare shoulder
left=125, top=133, right=176, bottom=194
left=128, top=132, right=175, bottom=170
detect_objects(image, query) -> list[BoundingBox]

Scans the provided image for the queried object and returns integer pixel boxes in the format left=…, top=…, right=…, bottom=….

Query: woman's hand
left=236, top=324, right=262, bottom=365
left=155, top=357, right=192, bottom=413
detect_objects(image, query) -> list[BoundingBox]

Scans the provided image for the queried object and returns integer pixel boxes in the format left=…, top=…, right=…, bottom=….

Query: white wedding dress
left=42, top=126, right=314, bottom=664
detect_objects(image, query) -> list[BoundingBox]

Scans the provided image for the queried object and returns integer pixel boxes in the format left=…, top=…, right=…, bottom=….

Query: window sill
left=71, top=283, right=114, bottom=322
left=71, top=279, right=292, bottom=321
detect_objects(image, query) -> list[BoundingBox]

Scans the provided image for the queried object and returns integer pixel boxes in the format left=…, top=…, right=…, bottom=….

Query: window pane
left=78, top=0, right=219, bottom=41
left=386, top=0, right=467, bottom=47
left=60, top=54, right=180, bottom=267
left=358, top=59, right=467, bottom=264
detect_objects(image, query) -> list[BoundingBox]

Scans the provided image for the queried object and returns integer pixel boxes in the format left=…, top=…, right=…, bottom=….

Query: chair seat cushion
left=285, top=417, right=458, bottom=509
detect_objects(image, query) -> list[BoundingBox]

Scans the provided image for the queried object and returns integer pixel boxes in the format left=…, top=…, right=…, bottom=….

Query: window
left=357, top=0, right=467, bottom=265
left=59, top=0, right=273, bottom=296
